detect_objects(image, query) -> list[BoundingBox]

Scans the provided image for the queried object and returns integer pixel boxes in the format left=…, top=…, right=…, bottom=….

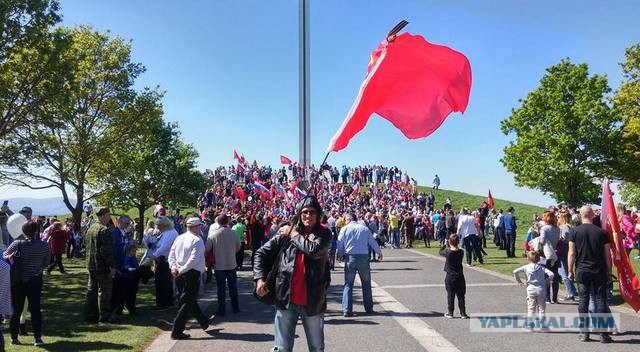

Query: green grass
left=1, top=256, right=206, bottom=352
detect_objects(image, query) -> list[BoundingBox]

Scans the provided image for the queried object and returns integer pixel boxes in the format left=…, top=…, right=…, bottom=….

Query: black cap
left=296, top=196, right=322, bottom=216
left=96, top=207, right=111, bottom=216
left=19, top=206, right=32, bottom=214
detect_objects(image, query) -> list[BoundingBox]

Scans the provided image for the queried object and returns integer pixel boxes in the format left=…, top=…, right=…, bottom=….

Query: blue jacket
left=503, top=213, right=516, bottom=233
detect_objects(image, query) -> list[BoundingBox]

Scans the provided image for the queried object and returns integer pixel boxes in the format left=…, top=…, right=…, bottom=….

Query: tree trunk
left=137, top=203, right=146, bottom=244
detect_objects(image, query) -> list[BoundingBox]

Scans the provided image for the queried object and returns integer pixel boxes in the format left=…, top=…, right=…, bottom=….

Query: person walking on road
left=168, top=217, right=213, bottom=340
left=84, top=207, right=116, bottom=324
left=439, top=234, right=468, bottom=319
left=254, top=196, right=331, bottom=352
left=337, top=212, right=383, bottom=317
left=567, top=205, right=613, bottom=343
left=206, top=214, right=241, bottom=316
left=513, top=251, right=554, bottom=332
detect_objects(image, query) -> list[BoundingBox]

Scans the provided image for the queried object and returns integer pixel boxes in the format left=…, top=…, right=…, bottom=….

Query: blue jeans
left=558, top=256, right=576, bottom=297
left=342, top=254, right=374, bottom=313
left=214, top=270, right=239, bottom=313
left=391, top=228, right=400, bottom=248
left=274, top=304, right=324, bottom=352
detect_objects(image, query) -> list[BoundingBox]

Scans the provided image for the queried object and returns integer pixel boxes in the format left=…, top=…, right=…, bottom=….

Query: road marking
left=378, top=282, right=518, bottom=289
left=370, top=279, right=462, bottom=352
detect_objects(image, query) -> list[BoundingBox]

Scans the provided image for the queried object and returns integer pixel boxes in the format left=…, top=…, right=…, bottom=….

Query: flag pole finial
left=387, top=20, right=409, bottom=42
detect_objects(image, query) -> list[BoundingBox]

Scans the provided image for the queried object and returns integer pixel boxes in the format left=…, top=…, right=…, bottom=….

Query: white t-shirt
left=457, top=215, right=477, bottom=239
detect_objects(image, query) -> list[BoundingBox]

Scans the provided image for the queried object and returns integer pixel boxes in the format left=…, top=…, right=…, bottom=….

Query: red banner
left=280, top=155, right=292, bottom=165
left=601, top=179, right=640, bottom=312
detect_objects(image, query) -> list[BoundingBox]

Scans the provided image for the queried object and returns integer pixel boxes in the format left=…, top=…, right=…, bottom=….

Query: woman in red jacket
left=47, top=222, right=69, bottom=275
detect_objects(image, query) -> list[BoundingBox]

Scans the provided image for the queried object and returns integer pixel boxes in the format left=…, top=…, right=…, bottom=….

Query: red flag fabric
left=327, top=33, right=472, bottom=152
left=601, top=179, right=640, bottom=312
left=280, top=155, right=292, bottom=165
left=233, top=149, right=240, bottom=161
left=234, top=186, right=248, bottom=202
left=488, top=190, right=495, bottom=208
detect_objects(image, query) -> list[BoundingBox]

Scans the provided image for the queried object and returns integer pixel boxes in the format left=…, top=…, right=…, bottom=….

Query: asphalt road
left=147, top=248, right=640, bottom=352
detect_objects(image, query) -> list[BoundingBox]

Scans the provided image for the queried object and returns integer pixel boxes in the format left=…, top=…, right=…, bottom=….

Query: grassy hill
left=417, top=186, right=546, bottom=233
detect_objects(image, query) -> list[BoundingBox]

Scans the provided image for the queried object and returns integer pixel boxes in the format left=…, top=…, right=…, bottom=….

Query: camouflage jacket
left=85, top=222, right=114, bottom=273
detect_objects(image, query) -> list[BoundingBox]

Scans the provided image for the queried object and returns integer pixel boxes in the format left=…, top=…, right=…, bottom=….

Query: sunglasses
left=301, top=209, right=317, bottom=215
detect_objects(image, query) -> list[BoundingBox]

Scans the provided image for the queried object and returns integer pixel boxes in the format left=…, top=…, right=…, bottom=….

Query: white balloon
left=7, top=213, right=27, bottom=239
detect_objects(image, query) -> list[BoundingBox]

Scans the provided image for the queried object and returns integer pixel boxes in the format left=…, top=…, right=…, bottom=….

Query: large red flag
left=280, top=155, right=292, bottom=165
left=327, top=32, right=471, bottom=152
left=488, top=190, right=495, bottom=208
left=601, top=179, right=640, bottom=312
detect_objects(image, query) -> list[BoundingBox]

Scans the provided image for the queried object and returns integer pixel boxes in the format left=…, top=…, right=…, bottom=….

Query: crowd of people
left=0, top=161, right=639, bottom=350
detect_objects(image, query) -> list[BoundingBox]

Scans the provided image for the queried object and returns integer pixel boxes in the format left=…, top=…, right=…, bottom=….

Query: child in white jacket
left=513, top=251, right=554, bottom=332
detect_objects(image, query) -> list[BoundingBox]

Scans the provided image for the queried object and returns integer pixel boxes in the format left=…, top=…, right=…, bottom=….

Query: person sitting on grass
left=513, top=251, right=554, bottom=332
left=440, top=234, right=468, bottom=319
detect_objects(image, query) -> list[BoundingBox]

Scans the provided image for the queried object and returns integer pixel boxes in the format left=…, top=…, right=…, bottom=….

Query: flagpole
left=299, top=0, right=311, bottom=176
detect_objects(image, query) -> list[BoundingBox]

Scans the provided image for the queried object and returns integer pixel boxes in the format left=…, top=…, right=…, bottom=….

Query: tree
left=96, top=102, right=206, bottom=229
left=618, top=182, right=640, bottom=208
left=611, top=43, right=640, bottom=182
left=500, top=59, right=619, bottom=206
left=0, top=0, right=60, bottom=147
left=0, top=26, right=153, bottom=229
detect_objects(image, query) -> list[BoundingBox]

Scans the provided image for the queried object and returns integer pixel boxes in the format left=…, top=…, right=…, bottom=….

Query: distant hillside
left=3, top=197, right=77, bottom=217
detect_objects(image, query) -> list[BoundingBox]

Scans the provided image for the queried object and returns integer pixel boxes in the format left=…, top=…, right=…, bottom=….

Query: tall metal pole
left=299, top=0, right=310, bottom=177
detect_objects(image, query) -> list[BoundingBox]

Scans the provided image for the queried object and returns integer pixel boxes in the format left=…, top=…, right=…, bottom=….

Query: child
left=122, top=244, right=140, bottom=315
left=513, top=251, right=554, bottom=332
left=439, top=234, right=468, bottom=319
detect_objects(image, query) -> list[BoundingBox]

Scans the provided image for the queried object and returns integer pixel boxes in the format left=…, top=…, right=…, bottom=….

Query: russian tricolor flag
left=254, top=182, right=270, bottom=195
left=294, top=187, right=307, bottom=199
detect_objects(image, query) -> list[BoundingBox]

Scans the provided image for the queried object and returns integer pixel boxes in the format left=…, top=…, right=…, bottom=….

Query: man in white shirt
left=456, top=208, right=483, bottom=266
left=168, top=217, right=212, bottom=340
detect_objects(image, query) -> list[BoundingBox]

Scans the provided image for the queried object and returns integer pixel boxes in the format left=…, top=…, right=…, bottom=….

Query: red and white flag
left=327, top=32, right=471, bottom=152
left=601, top=178, right=640, bottom=312
left=233, top=149, right=241, bottom=161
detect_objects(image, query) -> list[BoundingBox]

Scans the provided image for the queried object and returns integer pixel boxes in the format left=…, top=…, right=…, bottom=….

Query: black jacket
left=253, top=225, right=331, bottom=316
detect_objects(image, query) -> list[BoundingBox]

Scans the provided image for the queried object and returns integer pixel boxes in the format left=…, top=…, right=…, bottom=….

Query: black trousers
left=112, top=275, right=139, bottom=314
left=577, top=273, right=609, bottom=335
left=445, top=274, right=466, bottom=315
left=505, top=231, right=516, bottom=257
left=47, top=253, right=65, bottom=273
left=172, top=270, right=208, bottom=336
left=154, top=258, right=174, bottom=308
left=463, top=236, right=483, bottom=265
left=10, top=275, right=43, bottom=339
left=67, top=236, right=76, bottom=258
left=235, top=243, right=245, bottom=269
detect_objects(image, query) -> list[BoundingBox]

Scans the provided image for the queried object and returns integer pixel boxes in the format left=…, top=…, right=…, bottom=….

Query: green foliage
left=96, top=94, right=207, bottom=227
left=618, top=181, right=640, bottom=208
left=0, top=0, right=60, bottom=149
left=611, top=43, right=640, bottom=182
left=500, top=59, right=619, bottom=206
left=0, top=25, right=152, bottom=226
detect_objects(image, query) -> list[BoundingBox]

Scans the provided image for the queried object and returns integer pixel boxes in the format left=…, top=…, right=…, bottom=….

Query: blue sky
left=4, top=0, right=639, bottom=206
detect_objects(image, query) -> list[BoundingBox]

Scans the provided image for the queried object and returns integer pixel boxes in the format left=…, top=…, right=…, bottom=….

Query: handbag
left=253, top=239, right=288, bottom=305
left=10, top=240, right=24, bottom=285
